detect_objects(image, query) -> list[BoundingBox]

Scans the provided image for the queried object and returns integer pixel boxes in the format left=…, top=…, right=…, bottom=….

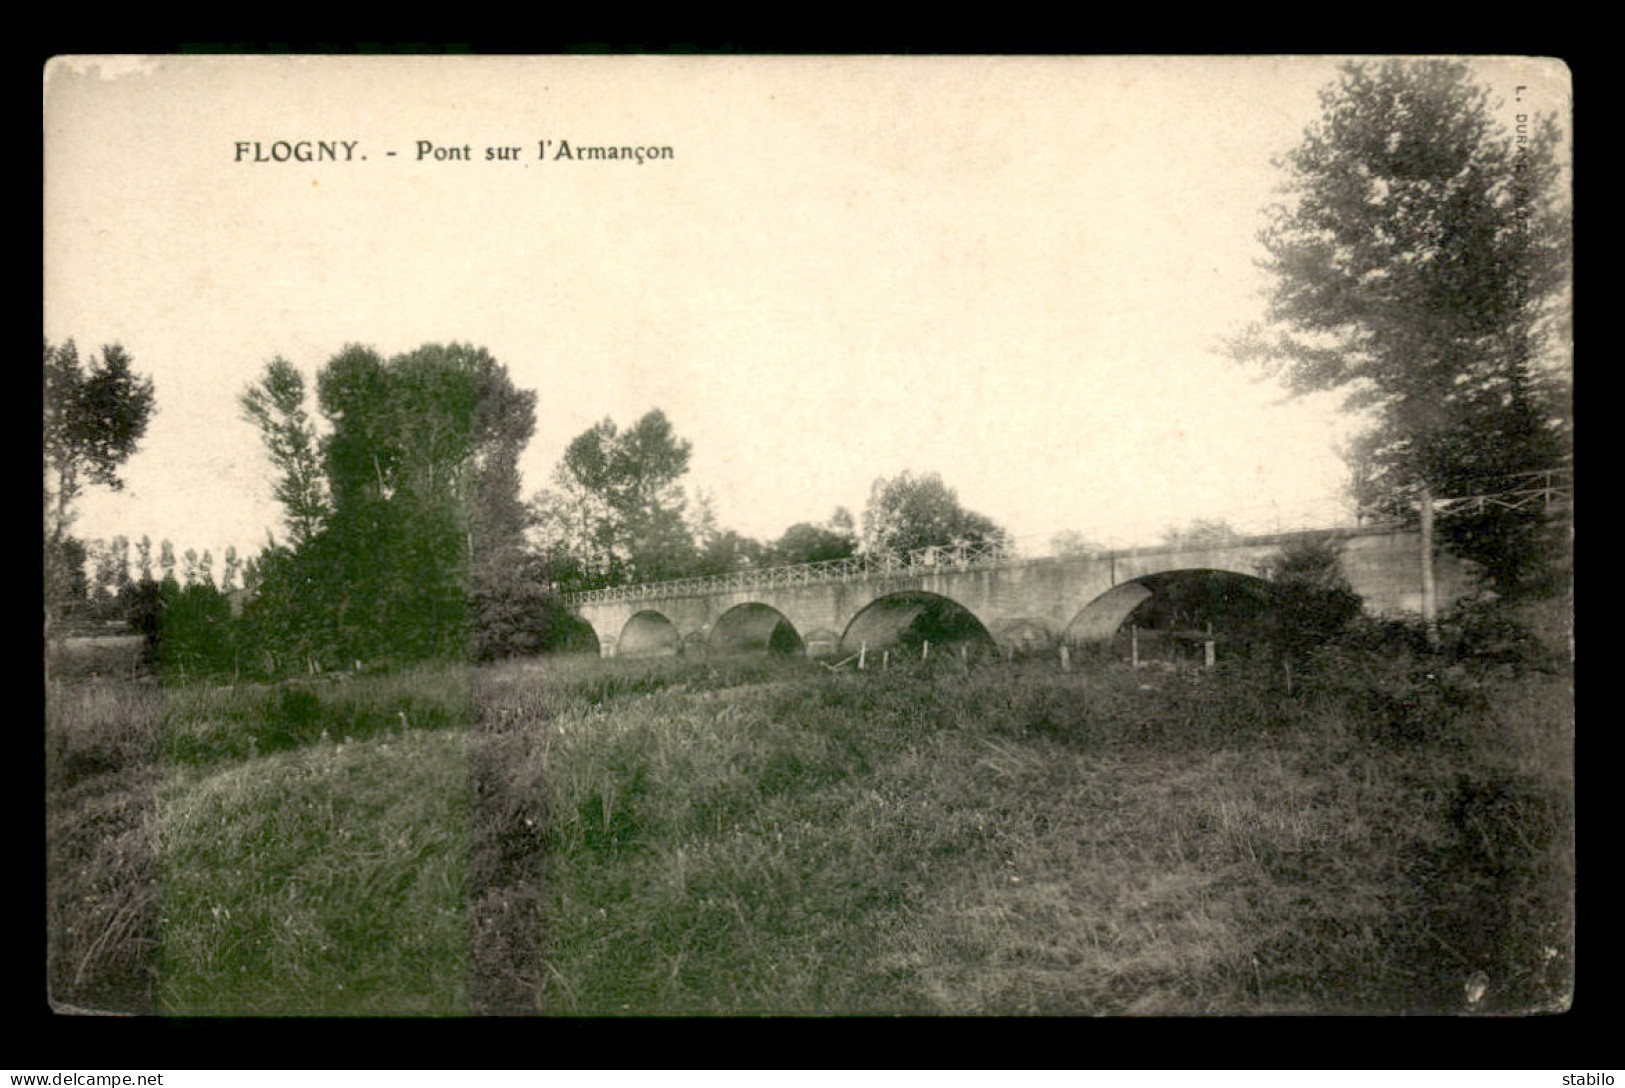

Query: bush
left=1259, top=537, right=1363, bottom=662
left=1436, top=595, right=1547, bottom=670
left=128, top=580, right=240, bottom=677
left=468, top=583, right=599, bottom=661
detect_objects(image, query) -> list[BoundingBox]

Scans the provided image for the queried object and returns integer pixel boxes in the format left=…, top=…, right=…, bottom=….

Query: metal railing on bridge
left=561, top=539, right=1015, bottom=606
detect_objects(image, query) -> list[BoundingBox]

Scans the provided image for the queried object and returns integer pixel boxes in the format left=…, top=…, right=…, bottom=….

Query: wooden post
left=882, top=649, right=889, bottom=670
left=859, top=641, right=867, bottom=670
left=1131, top=625, right=1140, bottom=669
left=922, top=639, right=930, bottom=662
left=1284, top=658, right=1293, bottom=696
left=1419, top=483, right=1439, bottom=648
left=961, top=643, right=969, bottom=667
left=1060, top=643, right=1071, bottom=673
left=1204, top=621, right=1215, bottom=669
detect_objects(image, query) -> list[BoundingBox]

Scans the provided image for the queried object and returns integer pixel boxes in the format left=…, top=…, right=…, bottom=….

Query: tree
left=1258, top=537, right=1364, bottom=664
left=221, top=545, right=242, bottom=593
left=239, top=358, right=331, bottom=548
left=1233, top=60, right=1571, bottom=596
left=1049, top=530, right=1105, bottom=559
left=43, top=339, right=156, bottom=622
left=862, top=471, right=1007, bottom=557
left=90, top=538, right=120, bottom=606
left=240, top=342, right=537, bottom=669
left=158, top=539, right=177, bottom=587
left=772, top=509, right=859, bottom=566
left=135, top=535, right=154, bottom=583
left=1161, top=519, right=1239, bottom=548
left=539, top=409, right=697, bottom=587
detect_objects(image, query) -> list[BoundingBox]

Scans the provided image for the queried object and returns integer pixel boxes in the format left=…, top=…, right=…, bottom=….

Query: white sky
left=43, top=55, right=1571, bottom=561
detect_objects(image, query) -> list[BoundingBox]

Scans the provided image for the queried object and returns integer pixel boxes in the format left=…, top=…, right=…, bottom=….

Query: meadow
left=45, top=609, right=1573, bottom=1016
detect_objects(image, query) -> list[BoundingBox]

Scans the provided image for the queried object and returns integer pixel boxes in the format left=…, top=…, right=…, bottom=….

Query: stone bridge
left=566, top=524, right=1474, bottom=658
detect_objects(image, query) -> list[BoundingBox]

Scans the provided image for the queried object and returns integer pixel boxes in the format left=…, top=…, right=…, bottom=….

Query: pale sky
left=43, top=55, right=1571, bottom=563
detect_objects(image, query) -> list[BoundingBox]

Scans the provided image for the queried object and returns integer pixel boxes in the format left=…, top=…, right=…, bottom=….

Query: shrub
left=467, top=583, right=599, bottom=661
left=1258, top=537, right=1363, bottom=663
left=1436, top=595, right=1547, bottom=670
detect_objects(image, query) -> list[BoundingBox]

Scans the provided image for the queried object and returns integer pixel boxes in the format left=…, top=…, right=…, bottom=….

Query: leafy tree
left=684, top=489, right=769, bottom=575
left=1233, top=60, right=1571, bottom=595
left=239, top=358, right=331, bottom=548
left=43, top=340, right=155, bottom=622
left=1258, top=537, right=1364, bottom=664
left=46, top=536, right=89, bottom=623
left=695, top=529, right=771, bottom=575
left=540, top=409, right=697, bottom=587
left=863, top=471, right=1007, bottom=557
left=240, top=552, right=262, bottom=594
left=241, top=343, right=536, bottom=670
left=772, top=510, right=859, bottom=566
left=154, top=581, right=235, bottom=678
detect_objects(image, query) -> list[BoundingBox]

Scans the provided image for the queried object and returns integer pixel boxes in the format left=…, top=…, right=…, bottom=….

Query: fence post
left=859, top=641, right=867, bottom=670
left=1060, top=643, right=1071, bottom=673
left=1131, top=625, right=1140, bottom=669
left=922, top=639, right=930, bottom=662
left=1204, top=621, right=1215, bottom=669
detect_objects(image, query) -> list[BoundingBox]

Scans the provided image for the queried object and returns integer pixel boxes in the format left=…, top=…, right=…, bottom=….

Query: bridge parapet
left=559, top=524, right=1399, bottom=607
left=562, top=539, right=1017, bottom=606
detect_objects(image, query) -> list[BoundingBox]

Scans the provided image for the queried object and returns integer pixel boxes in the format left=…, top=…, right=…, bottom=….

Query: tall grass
left=47, top=615, right=1573, bottom=1015
left=466, top=650, right=1571, bottom=1014
left=46, top=680, right=165, bottom=1012
left=157, top=728, right=471, bottom=1015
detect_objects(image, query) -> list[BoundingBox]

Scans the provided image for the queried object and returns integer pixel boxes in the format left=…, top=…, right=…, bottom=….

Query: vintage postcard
left=43, top=55, right=1572, bottom=1018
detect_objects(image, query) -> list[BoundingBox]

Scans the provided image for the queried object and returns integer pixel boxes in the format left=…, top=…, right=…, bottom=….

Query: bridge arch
left=617, top=610, right=682, bottom=657
left=709, top=603, right=805, bottom=655
left=1064, top=568, right=1270, bottom=648
left=553, top=612, right=604, bottom=656
left=839, top=591, right=997, bottom=656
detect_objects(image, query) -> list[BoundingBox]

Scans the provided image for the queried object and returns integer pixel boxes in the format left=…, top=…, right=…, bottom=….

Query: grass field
left=45, top=612, right=1574, bottom=1016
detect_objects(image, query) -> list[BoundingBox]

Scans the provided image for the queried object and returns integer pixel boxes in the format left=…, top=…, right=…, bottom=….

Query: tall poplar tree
left=239, top=357, right=331, bottom=549
left=1233, top=60, right=1571, bottom=594
left=43, top=339, right=155, bottom=621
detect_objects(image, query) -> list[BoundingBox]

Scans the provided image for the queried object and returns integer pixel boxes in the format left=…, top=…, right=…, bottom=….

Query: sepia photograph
left=43, top=54, right=1573, bottom=1017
